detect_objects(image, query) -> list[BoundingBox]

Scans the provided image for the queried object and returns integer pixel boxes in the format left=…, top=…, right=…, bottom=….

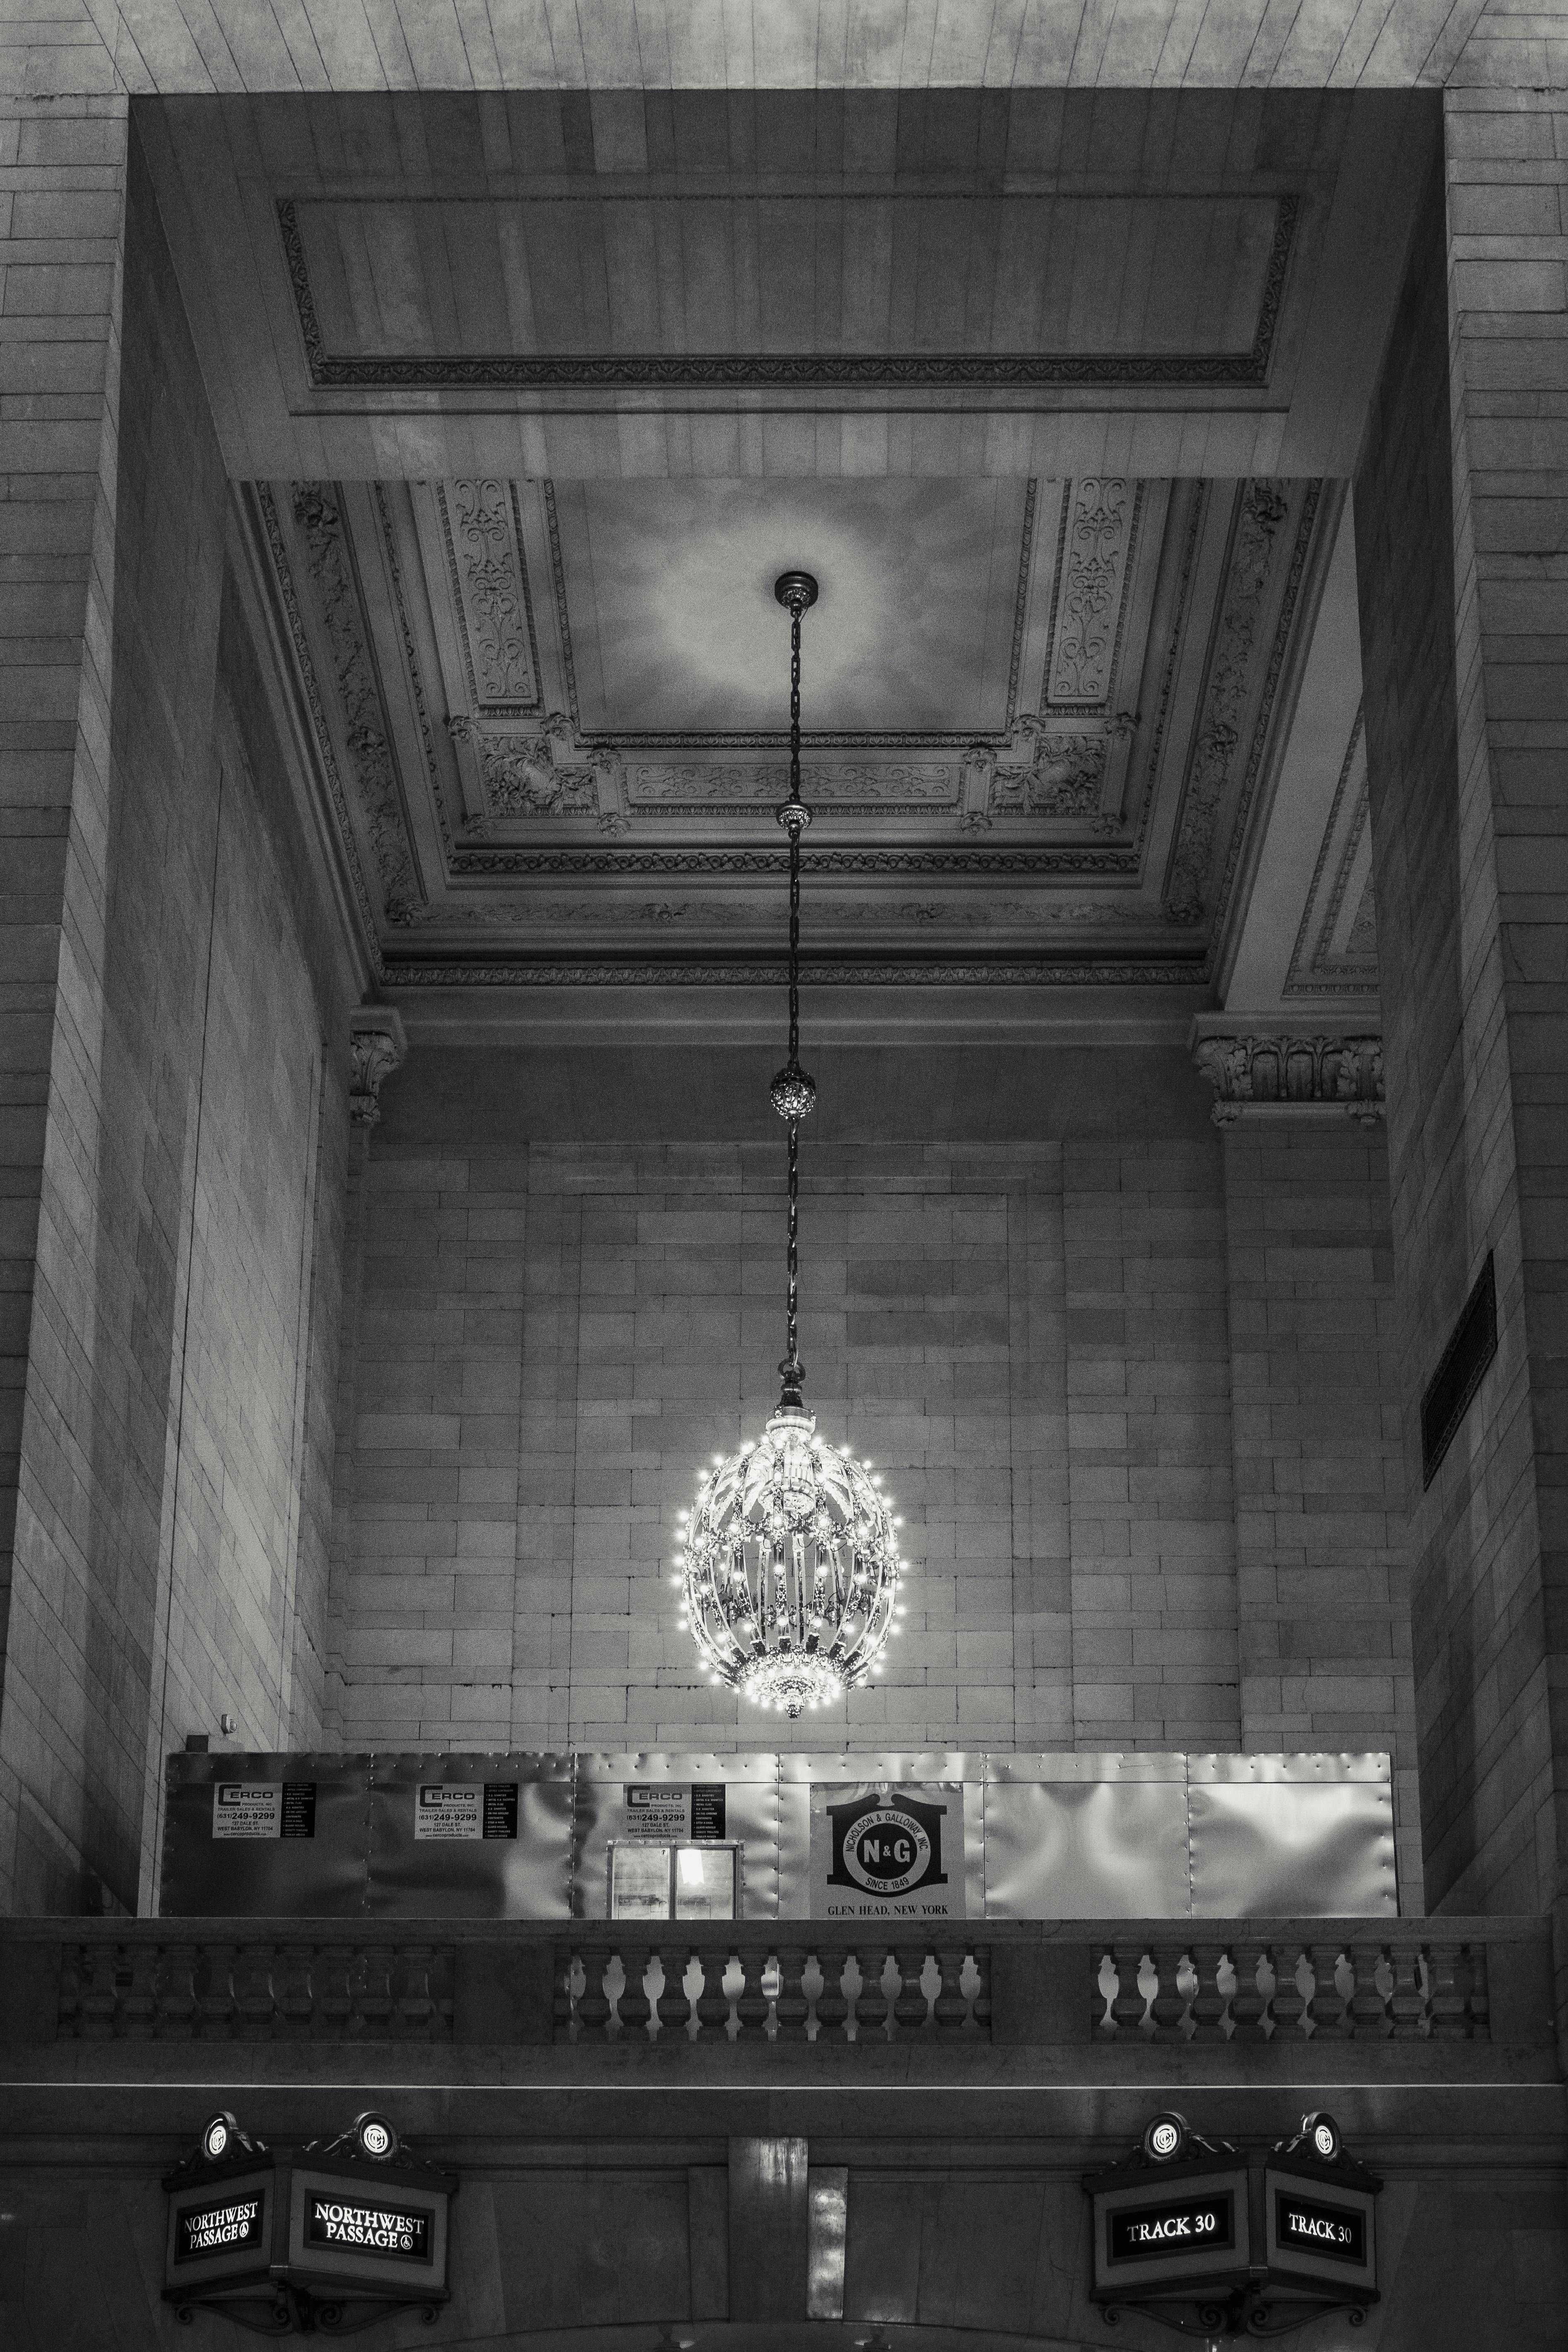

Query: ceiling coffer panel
left=277, top=193, right=1298, bottom=391
left=251, top=470, right=1333, bottom=988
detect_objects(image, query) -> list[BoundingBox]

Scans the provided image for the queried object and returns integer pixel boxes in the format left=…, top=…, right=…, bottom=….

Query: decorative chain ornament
left=674, top=570, right=907, bottom=1716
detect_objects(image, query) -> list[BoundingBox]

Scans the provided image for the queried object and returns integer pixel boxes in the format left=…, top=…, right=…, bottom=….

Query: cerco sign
left=1085, top=2110, right=1380, bottom=2338
left=163, top=2108, right=457, bottom=2334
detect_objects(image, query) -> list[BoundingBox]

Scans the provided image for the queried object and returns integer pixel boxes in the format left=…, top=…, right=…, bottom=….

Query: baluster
left=1188, top=1944, right=1231, bottom=2042
left=934, top=1947, right=971, bottom=2035
left=759, top=1951, right=782, bottom=2040
left=644, top=1951, right=668, bottom=2040
left=1313, top=1949, right=1351, bottom=2039
left=693, top=1948, right=731, bottom=2042
left=1387, top=1943, right=1427, bottom=2038
left=1106, top=1949, right=1142, bottom=2037
left=1270, top=1948, right=1306, bottom=2039
left=314, top=1944, right=355, bottom=2036
left=615, top=1944, right=653, bottom=2038
left=277, top=1944, right=316, bottom=2039
left=862, top=1951, right=899, bottom=2040
left=155, top=1944, right=199, bottom=2040
left=1467, top=1942, right=1490, bottom=2038
left=234, top=1945, right=278, bottom=2040
left=195, top=1944, right=238, bottom=2040
left=576, top=1951, right=616, bottom=2041
left=840, top=1951, right=865, bottom=2042
left=78, top=1944, right=122, bottom=2039
left=120, top=1943, right=159, bottom=2040
left=734, top=1948, right=771, bottom=2039
left=394, top=1945, right=436, bottom=2040
left=1093, top=1950, right=1118, bottom=2036
left=1149, top=1947, right=1186, bottom=2040
left=1427, top=1944, right=1471, bottom=2040
left=1229, top=1946, right=1269, bottom=2040
left=55, top=1946, right=83, bottom=2037
left=816, top=1951, right=850, bottom=2042
left=1255, top=1947, right=1281, bottom=2039
left=354, top=1946, right=394, bottom=2039
left=677, top=1951, right=704, bottom=2041
left=558, top=1951, right=586, bottom=2041
left=429, top=1945, right=456, bottom=2039
left=773, top=1946, right=810, bottom=2040
left=963, top=1948, right=989, bottom=2035
left=1348, top=1942, right=1391, bottom=2039
left=894, top=1948, right=932, bottom=2036
left=601, top=1951, right=628, bottom=2038
left=799, top=1951, right=825, bottom=2042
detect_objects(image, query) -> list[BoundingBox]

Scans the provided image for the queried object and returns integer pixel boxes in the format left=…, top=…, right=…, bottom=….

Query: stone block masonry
left=1221, top=1123, right=1416, bottom=1899
left=0, top=113, right=353, bottom=1914
left=344, top=1102, right=1411, bottom=1783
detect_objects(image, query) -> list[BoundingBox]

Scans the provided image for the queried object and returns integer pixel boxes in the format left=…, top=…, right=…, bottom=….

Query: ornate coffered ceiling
left=247, top=466, right=1344, bottom=992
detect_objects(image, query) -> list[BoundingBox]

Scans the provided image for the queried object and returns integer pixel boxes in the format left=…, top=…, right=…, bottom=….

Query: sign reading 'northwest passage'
left=174, top=2194, right=265, bottom=2264
left=306, top=2196, right=431, bottom=2263
left=1108, top=2192, right=1236, bottom=2265
left=1275, top=2190, right=1367, bottom=2266
left=211, top=1782, right=317, bottom=1840
left=412, top=1782, right=519, bottom=1840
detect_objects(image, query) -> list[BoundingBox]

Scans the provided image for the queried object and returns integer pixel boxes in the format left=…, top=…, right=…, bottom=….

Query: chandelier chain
left=676, top=565, right=905, bottom=1718
left=784, top=597, right=803, bottom=1392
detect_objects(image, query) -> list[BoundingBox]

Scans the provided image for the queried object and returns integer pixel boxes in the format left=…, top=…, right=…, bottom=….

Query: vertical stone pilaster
left=1443, top=86, right=1568, bottom=2037
left=322, top=1008, right=405, bottom=1742
left=0, top=96, right=128, bottom=1912
left=1357, top=94, right=1568, bottom=2028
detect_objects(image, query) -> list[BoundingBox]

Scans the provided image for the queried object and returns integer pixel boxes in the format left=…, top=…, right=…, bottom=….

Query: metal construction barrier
left=160, top=1749, right=1397, bottom=1920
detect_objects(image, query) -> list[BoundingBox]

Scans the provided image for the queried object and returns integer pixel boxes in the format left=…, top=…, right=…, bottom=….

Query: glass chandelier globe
left=670, top=569, right=910, bottom=1717
left=677, top=1408, right=905, bottom=1716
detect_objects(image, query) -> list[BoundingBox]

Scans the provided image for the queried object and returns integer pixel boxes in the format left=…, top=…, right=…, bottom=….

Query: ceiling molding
left=276, top=194, right=1299, bottom=395
left=1284, top=705, right=1378, bottom=998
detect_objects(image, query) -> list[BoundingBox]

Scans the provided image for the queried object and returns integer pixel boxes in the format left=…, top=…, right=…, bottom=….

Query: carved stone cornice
left=448, top=711, right=629, bottom=835
left=292, top=483, right=424, bottom=925
left=349, top=1007, right=408, bottom=1126
left=1191, top=1025, right=1384, bottom=1126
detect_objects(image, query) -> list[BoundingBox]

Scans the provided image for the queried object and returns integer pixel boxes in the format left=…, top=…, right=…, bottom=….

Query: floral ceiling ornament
left=673, top=572, right=907, bottom=1718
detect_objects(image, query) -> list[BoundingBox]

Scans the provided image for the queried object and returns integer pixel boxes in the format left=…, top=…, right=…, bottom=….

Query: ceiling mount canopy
left=673, top=571, right=907, bottom=1718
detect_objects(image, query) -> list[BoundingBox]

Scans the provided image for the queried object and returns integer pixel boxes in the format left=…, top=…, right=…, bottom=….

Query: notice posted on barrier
left=625, top=1783, right=726, bottom=1842
left=413, top=1782, right=519, bottom=1841
left=212, top=1781, right=316, bottom=1840
left=808, top=1783, right=964, bottom=1920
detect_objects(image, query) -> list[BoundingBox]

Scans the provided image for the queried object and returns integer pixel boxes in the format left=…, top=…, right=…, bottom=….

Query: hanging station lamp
left=674, top=572, right=908, bottom=1718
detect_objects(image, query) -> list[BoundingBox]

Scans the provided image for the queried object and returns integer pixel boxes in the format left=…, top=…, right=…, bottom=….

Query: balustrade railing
left=1092, top=1937, right=1489, bottom=2041
left=33, top=1920, right=1525, bottom=2049
left=555, top=1937, right=989, bottom=2044
left=55, top=1941, right=456, bottom=2041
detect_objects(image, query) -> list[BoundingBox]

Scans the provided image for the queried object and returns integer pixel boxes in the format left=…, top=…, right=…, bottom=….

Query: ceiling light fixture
left=675, top=571, right=904, bottom=1719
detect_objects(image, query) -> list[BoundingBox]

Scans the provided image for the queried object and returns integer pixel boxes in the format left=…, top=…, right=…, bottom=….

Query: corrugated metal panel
left=365, top=1752, right=573, bottom=1919
left=160, top=1752, right=369, bottom=1918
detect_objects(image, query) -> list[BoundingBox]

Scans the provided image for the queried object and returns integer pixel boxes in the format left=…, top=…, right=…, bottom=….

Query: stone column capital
left=348, top=1006, right=407, bottom=1126
left=1189, top=1018, right=1384, bottom=1127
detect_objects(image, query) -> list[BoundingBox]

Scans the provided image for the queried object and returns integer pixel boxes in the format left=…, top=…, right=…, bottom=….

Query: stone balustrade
left=1092, top=1937, right=1489, bottom=2042
left=13, top=1917, right=1544, bottom=2054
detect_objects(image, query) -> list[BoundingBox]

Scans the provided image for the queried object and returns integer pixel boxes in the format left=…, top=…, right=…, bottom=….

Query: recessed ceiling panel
left=557, top=479, right=1025, bottom=738
left=281, top=192, right=1291, bottom=389
left=247, top=467, right=1341, bottom=994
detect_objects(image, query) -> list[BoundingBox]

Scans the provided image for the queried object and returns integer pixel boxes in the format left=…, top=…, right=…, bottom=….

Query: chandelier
left=674, top=571, right=907, bottom=1718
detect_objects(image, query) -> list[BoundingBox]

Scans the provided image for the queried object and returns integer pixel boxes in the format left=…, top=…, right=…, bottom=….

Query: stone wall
left=1222, top=1122, right=1417, bottom=1898
left=340, top=1047, right=1411, bottom=1832
left=0, top=120, right=352, bottom=1916
left=1355, top=100, right=1567, bottom=1925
